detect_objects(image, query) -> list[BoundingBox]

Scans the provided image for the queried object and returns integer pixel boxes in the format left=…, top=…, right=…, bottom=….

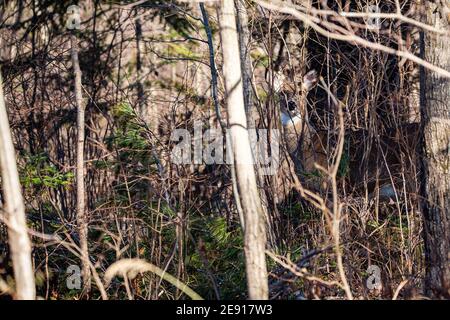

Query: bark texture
left=217, top=0, right=268, bottom=299
left=420, top=0, right=450, bottom=298
left=71, top=33, right=91, bottom=294
left=235, top=0, right=254, bottom=125
left=0, top=72, right=36, bottom=300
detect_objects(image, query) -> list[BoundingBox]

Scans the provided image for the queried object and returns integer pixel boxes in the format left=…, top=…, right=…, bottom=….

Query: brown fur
left=276, top=70, right=420, bottom=200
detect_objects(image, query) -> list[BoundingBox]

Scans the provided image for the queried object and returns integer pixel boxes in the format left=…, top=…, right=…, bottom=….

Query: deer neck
left=281, top=111, right=302, bottom=126
left=282, top=111, right=305, bottom=156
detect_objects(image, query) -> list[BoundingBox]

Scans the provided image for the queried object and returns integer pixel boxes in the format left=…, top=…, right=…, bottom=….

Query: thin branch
left=254, top=0, right=450, bottom=78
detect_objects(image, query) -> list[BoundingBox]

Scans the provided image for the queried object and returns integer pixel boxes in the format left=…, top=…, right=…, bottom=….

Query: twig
left=254, top=0, right=450, bottom=78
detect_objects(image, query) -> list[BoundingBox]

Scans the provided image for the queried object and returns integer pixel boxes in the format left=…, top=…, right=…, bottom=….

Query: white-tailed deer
left=273, top=67, right=420, bottom=203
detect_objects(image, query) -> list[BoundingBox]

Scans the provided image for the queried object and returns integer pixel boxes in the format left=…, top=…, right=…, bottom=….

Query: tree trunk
left=420, top=0, right=450, bottom=298
left=235, top=0, right=254, bottom=126
left=0, top=72, right=36, bottom=300
left=217, top=0, right=268, bottom=300
left=235, top=0, right=276, bottom=246
left=70, top=34, right=91, bottom=295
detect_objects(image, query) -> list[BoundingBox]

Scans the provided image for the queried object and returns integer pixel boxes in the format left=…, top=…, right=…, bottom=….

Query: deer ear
left=302, top=70, right=318, bottom=91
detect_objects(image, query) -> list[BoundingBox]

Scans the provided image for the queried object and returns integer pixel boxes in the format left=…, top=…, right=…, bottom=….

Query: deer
left=272, top=66, right=420, bottom=205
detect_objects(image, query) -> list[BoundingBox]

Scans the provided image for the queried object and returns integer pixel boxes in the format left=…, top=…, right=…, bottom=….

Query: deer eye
left=288, top=101, right=296, bottom=111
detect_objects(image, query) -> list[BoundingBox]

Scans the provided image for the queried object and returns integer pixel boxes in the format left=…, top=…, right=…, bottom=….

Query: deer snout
left=281, top=101, right=302, bottom=126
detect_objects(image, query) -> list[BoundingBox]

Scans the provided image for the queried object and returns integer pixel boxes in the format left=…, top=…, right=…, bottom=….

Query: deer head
left=276, top=69, right=318, bottom=126
left=273, top=68, right=319, bottom=156
left=273, top=67, right=419, bottom=203
left=269, top=67, right=323, bottom=203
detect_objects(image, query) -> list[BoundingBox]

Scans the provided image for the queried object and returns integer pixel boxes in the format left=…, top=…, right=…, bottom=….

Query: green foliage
left=251, top=50, right=269, bottom=68
left=168, top=43, right=200, bottom=60
left=112, top=126, right=148, bottom=151
left=112, top=101, right=135, bottom=120
left=108, top=102, right=155, bottom=166
left=187, top=217, right=246, bottom=299
left=208, top=217, right=231, bottom=246
left=20, top=153, right=74, bottom=189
